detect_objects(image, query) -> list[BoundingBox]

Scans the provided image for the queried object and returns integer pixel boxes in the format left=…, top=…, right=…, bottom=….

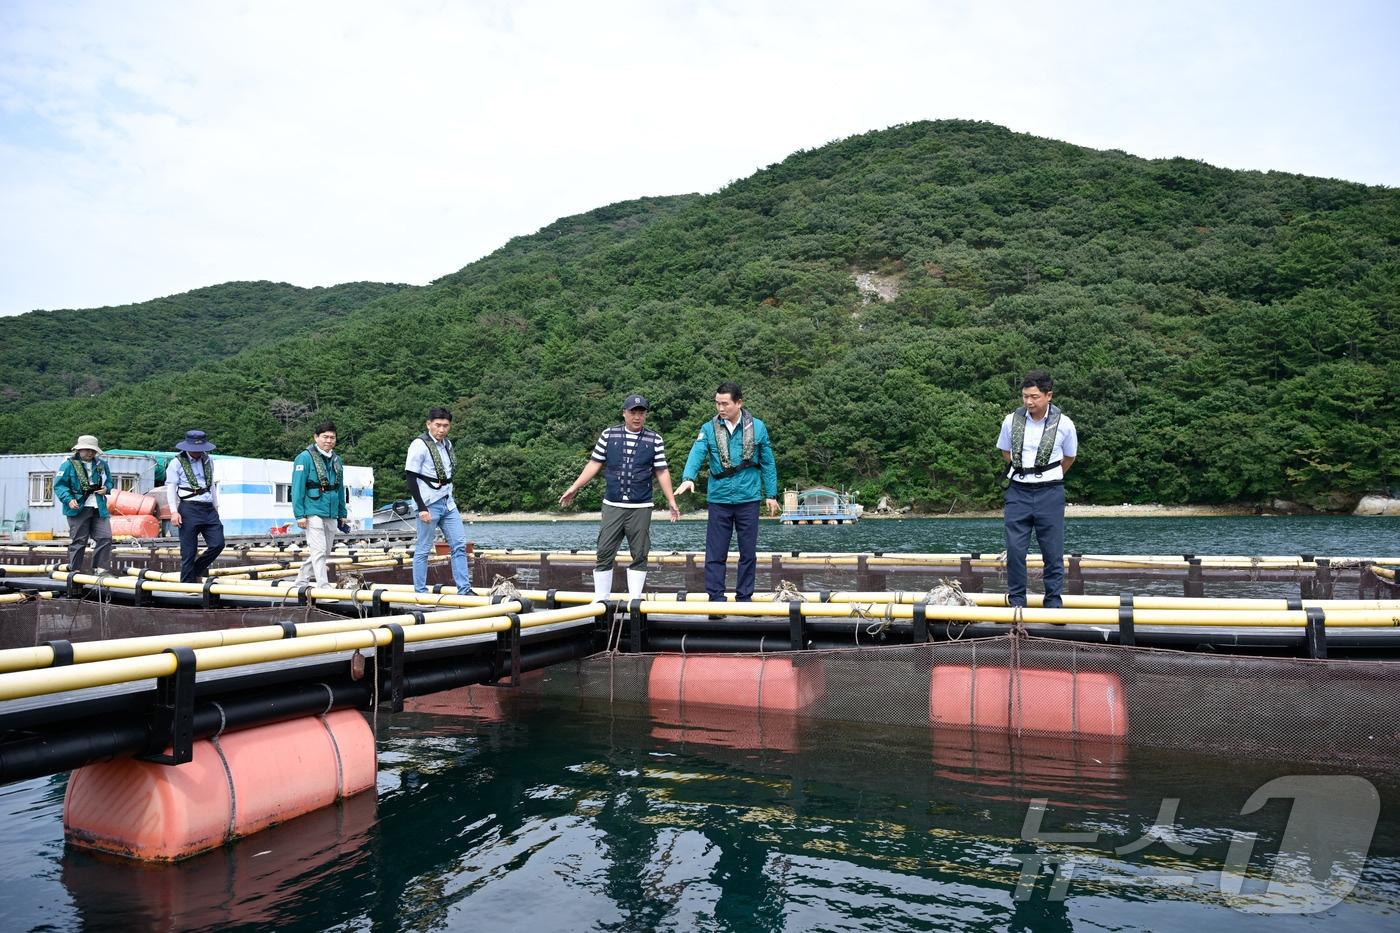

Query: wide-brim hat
left=71, top=435, right=103, bottom=455
left=176, top=429, right=217, bottom=453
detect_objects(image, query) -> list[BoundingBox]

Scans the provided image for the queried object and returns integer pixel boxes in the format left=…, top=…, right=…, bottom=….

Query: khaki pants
left=595, top=503, right=652, bottom=571
left=295, top=516, right=337, bottom=586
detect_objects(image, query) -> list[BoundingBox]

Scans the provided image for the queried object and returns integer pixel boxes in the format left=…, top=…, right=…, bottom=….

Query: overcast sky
left=1, top=0, right=1396, bottom=315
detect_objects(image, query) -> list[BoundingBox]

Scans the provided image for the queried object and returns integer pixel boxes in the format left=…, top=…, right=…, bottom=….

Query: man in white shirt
left=167, top=429, right=225, bottom=582
left=404, top=407, right=471, bottom=593
left=996, top=370, right=1078, bottom=608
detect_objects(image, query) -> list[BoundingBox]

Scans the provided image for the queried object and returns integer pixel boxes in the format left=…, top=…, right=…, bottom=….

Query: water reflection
left=2, top=696, right=1395, bottom=931
left=59, top=790, right=378, bottom=932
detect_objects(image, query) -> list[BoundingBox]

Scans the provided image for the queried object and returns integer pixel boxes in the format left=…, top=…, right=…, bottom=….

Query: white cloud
left=1, top=0, right=1396, bottom=314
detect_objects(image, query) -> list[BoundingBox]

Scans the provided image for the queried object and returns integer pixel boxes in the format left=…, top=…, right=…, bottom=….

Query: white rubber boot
left=593, top=568, right=614, bottom=602
left=627, top=568, right=647, bottom=600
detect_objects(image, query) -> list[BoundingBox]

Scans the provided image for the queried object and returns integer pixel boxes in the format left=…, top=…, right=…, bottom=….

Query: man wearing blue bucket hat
left=167, top=429, right=225, bottom=582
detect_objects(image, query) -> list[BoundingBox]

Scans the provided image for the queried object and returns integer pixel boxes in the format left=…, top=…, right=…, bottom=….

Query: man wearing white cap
left=559, top=393, right=680, bottom=600
left=55, top=435, right=113, bottom=572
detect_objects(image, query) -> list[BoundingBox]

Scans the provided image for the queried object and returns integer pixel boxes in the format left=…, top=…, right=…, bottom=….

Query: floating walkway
left=1, top=546, right=1397, bottom=861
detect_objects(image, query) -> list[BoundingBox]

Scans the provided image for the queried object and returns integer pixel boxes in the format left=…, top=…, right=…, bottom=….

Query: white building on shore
left=0, top=452, right=374, bottom=539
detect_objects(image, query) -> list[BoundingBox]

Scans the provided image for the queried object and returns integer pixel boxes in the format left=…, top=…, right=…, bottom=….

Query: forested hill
left=0, top=281, right=408, bottom=410
left=0, top=121, right=1396, bottom=511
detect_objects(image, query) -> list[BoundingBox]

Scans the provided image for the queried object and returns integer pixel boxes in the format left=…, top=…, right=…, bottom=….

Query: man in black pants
left=167, top=429, right=225, bottom=582
left=996, top=371, right=1078, bottom=608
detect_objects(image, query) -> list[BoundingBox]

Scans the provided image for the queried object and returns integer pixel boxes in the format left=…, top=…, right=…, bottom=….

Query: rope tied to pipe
left=773, top=580, right=806, bottom=603
left=489, top=574, right=521, bottom=601
left=924, top=578, right=976, bottom=639
left=846, top=601, right=891, bottom=639
left=923, top=577, right=976, bottom=607
left=335, top=569, right=368, bottom=591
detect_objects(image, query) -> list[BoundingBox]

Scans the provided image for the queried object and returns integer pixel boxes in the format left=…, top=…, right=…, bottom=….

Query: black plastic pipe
left=0, top=635, right=592, bottom=785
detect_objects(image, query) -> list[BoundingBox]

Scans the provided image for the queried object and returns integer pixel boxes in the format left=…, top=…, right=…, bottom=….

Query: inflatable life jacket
left=1008, top=404, right=1062, bottom=479
left=711, top=411, right=758, bottom=479
left=175, top=453, right=214, bottom=500
left=304, top=444, right=343, bottom=500
left=410, top=432, right=455, bottom=490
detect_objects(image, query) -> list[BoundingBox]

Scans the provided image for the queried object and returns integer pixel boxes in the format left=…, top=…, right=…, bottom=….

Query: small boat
left=372, top=499, right=417, bottom=530
left=779, top=487, right=863, bottom=524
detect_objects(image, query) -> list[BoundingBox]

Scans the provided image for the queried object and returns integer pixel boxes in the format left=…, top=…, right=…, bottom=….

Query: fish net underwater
left=497, top=635, right=1400, bottom=770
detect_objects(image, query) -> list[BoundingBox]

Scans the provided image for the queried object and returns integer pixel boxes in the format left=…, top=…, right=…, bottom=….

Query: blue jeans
left=414, top=497, right=471, bottom=592
left=704, top=500, right=760, bottom=601
left=177, top=501, right=225, bottom=583
left=1004, top=481, right=1066, bottom=608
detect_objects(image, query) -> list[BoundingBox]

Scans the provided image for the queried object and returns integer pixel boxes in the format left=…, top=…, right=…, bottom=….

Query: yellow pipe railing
left=0, top=599, right=526, bottom=673
left=474, top=548, right=1400, bottom=568
left=0, top=602, right=602, bottom=701
left=317, top=580, right=1400, bottom=613
left=632, top=600, right=1400, bottom=628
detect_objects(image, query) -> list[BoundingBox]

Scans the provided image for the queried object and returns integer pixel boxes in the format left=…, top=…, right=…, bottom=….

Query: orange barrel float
left=64, top=710, right=376, bottom=861
left=648, top=655, right=826, bottom=712
left=109, top=514, right=162, bottom=538
left=107, top=489, right=158, bottom=516
left=930, top=665, right=1127, bottom=737
left=648, top=655, right=822, bottom=753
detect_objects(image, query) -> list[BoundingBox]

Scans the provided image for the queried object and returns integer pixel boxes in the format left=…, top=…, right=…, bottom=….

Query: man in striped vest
left=996, top=370, right=1078, bottom=608
left=560, top=394, right=680, bottom=600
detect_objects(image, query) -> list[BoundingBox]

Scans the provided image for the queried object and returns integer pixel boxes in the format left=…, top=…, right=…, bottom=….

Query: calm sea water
left=464, top=515, right=1400, bottom=559
left=2, top=517, right=1398, bottom=931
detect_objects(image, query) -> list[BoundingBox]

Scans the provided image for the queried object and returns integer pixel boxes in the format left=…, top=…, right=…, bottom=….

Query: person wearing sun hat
left=167, top=429, right=225, bottom=582
left=54, top=434, right=113, bottom=573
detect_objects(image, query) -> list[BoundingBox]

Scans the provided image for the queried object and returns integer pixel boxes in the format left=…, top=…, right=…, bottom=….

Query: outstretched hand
left=675, top=480, right=695, bottom=497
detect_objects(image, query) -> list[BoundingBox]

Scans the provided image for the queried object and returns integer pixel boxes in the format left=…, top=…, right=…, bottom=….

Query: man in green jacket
left=55, top=434, right=113, bottom=573
left=676, top=382, right=779, bottom=602
left=292, top=421, right=349, bottom=587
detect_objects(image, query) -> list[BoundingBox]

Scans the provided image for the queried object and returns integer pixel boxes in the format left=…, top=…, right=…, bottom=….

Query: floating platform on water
left=778, top=486, right=863, bottom=524
left=0, top=544, right=1397, bottom=862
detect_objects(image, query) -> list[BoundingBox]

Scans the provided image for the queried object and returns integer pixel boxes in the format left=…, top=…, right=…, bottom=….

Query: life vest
left=176, top=453, right=214, bottom=500
left=71, top=456, right=104, bottom=496
left=711, top=411, right=758, bottom=479
left=305, top=445, right=343, bottom=500
left=603, top=427, right=660, bottom=503
left=1008, top=405, right=1062, bottom=479
left=412, top=433, right=455, bottom=490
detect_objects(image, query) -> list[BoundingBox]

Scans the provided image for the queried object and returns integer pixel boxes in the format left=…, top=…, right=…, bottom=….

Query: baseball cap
left=623, top=394, right=649, bottom=411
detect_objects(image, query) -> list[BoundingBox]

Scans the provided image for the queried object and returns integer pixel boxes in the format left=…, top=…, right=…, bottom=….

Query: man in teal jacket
left=676, top=382, right=779, bottom=602
left=291, top=421, right=349, bottom=586
left=55, top=434, right=113, bottom=573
